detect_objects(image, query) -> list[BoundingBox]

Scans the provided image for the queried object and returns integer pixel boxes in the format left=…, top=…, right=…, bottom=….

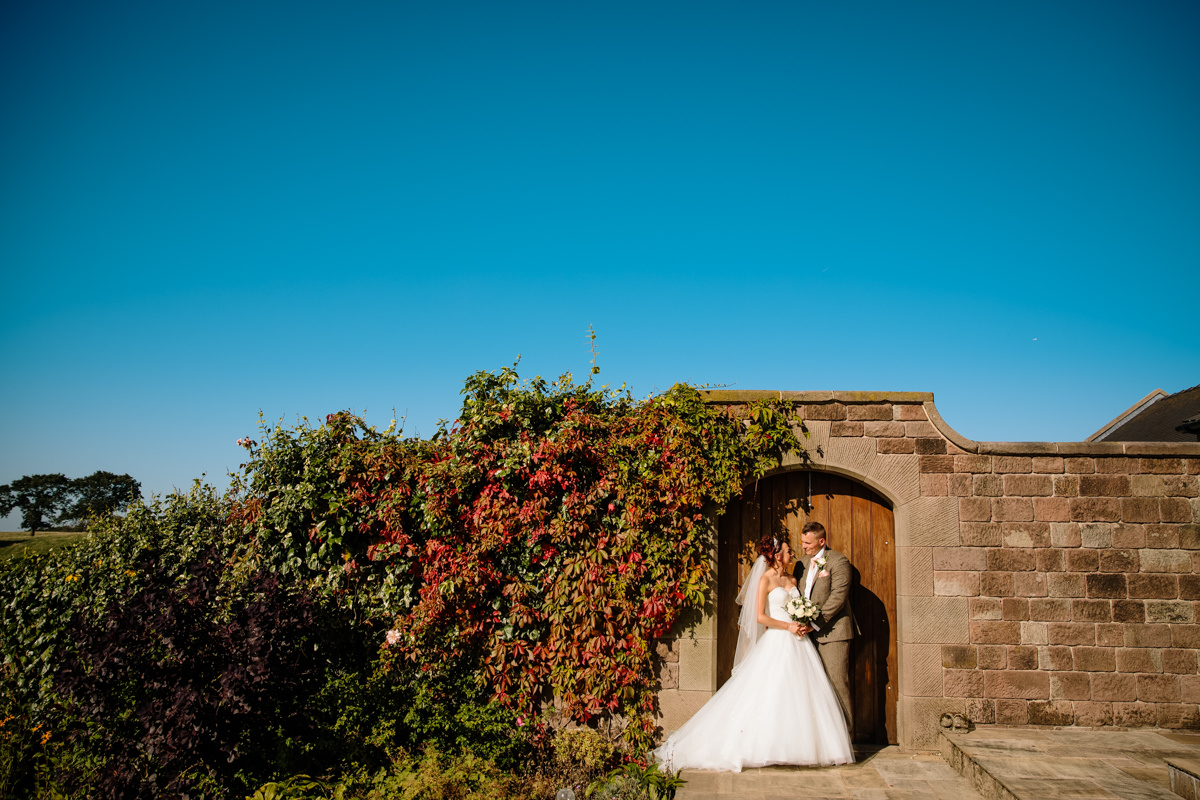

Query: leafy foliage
left=0, top=363, right=804, bottom=797
left=0, top=474, right=74, bottom=535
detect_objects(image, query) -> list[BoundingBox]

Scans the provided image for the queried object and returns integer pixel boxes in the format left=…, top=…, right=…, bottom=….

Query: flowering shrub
left=229, top=367, right=805, bottom=748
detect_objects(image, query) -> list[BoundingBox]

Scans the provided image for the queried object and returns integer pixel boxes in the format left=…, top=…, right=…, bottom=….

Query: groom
left=795, top=521, right=855, bottom=738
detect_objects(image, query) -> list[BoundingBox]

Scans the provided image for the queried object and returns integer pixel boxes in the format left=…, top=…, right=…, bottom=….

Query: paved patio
left=672, top=728, right=1200, bottom=800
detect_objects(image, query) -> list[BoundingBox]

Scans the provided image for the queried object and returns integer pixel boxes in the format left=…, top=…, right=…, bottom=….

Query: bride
left=652, top=535, right=854, bottom=772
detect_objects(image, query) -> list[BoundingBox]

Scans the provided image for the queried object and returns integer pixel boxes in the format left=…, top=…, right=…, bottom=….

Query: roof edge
left=1086, top=388, right=1170, bottom=442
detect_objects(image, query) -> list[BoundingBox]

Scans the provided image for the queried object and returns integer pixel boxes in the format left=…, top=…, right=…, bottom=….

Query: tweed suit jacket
left=797, top=548, right=855, bottom=643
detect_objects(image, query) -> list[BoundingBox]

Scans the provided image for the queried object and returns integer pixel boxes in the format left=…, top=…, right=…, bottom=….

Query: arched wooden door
left=716, top=470, right=898, bottom=745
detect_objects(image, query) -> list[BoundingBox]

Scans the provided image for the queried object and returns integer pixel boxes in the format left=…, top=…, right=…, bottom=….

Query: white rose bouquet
left=785, top=595, right=821, bottom=626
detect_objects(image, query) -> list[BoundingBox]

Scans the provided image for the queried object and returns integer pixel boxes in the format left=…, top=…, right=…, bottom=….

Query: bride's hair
left=757, top=535, right=785, bottom=568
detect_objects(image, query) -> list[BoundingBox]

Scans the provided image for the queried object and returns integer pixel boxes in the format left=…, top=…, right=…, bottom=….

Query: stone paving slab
left=941, top=728, right=1200, bottom=800
left=674, top=745, right=985, bottom=800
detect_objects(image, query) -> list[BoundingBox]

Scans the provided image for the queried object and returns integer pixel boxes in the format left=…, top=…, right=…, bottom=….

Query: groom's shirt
left=805, top=547, right=826, bottom=630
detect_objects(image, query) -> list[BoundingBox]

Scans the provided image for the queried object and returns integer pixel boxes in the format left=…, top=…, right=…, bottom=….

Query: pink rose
left=385, top=629, right=401, bottom=646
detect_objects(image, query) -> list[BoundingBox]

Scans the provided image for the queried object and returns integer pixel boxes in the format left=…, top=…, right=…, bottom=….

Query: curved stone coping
left=699, top=390, right=1200, bottom=457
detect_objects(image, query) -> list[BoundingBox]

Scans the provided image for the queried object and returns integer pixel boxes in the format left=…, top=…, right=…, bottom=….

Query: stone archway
left=716, top=470, right=898, bottom=744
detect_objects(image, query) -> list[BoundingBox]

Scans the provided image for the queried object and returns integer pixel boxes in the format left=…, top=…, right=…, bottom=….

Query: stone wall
left=658, top=391, right=1200, bottom=750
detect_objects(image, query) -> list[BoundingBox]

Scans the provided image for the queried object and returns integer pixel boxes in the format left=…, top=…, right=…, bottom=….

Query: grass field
left=0, top=531, right=87, bottom=561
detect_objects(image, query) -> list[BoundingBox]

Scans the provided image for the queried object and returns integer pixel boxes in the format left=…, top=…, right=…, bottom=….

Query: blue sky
left=2, top=1, right=1198, bottom=526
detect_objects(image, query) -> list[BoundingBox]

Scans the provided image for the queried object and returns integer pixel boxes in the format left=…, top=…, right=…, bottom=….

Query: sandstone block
left=1097, top=623, right=1125, bottom=647
left=970, top=597, right=1002, bottom=620
left=1073, top=701, right=1112, bottom=727
left=1184, top=675, right=1200, bottom=703
left=934, top=547, right=987, bottom=571
left=959, top=498, right=991, bottom=522
left=1128, top=573, right=1179, bottom=599
left=1132, top=474, right=1166, bottom=497
left=980, top=572, right=1013, bottom=597
left=987, top=548, right=1036, bottom=571
left=879, top=437, right=916, bottom=454
left=978, top=644, right=1007, bottom=669
left=1162, top=498, right=1193, bottom=523
left=941, top=644, right=977, bottom=669
left=848, top=404, right=892, bottom=421
left=1041, top=645, right=1074, bottom=671
left=1139, top=548, right=1192, bottom=573
left=1022, top=621, right=1049, bottom=645
left=1086, top=574, right=1126, bottom=598
left=894, top=404, right=928, bottom=421
left=1037, top=548, right=1065, bottom=572
left=971, top=620, right=1021, bottom=644
left=995, top=497, right=1034, bottom=522
left=830, top=421, right=863, bottom=437
left=1034, top=497, right=1071, bottom=522
left=1070, top=497, right=1122, bottom=522
left=961, top=523, right=1002, bottom=547
left=804, top=403, right=846, bottom=421
left=920, top=473, right=947, bottom=496
left=1096, top=457, right=1136, bottom=474
left=1007, top=645, right=1038, bottom=670
left=1030, top=598, right=1072, bottom=621
left=1073, top=599, right=1112, bottom=622
left=1157, top=704, right=1200, bottom=729
left=1112, top=524, right=1146, bottom=548
left=985, top=669, right=1049, bottom=699
left=1091, top=672, right=1136, bottom=701
left=1003, top=522, right=1051, bottom=548
left=995, top=698, right=1029, bottom=724
left=1006, top=474, right=1053, bottom=496
left=1049, top=623, right=1096, bottom=646
left=920, top=455, right=955, bottom=474
left=1142, top=457, right=1184, bottom=474
left=863, top=421, right=904, bottom=438
left=1066, top=549, right=1099, bottom=572
left=966, top=697, right=996, bottom=723
left=1080, top=522, right=1114, bottom=548
left=1180, top=574, right=1200, bottom=600
left=1112, top=600, right=1146, bottom=624
left=1112, top=702, right=1157, bottom=727
left=1137, top=673, right=1180, bottom=702
left=1180, top=525, right=1200, bottom=549
left=943, top=668, right=984, bottom=697
left=913, top=437, right=946, bottom=455
left=1013, top=572, right=1049, bottom=597
left=1065, top=457, right=1095, bottom=474
left=1073, top=646, right=1116, bottom=671
left=1122, top=497, right=1160, bottom=524
left=1084, top=474, right=1128, bottom=501
left=1164, top=649, right=1198, bottom=674
left=1099, top=549, right=1138, bottom=573
left=1166, top=476, right=1200, bottom=497
left=934, top=571, right=979, bottom=597
left=994, top=456, right=1033, bottom=474
left=1033, top=456, right=1065, bottom=474
left=955, top=454, right=992, bottom=473
left=972, top=474, right=1004, bottom=497
left=1047, top=573, right=1086, bottom=598
left=1028, top=700, right=1075, bottom=725
left=1172, top=625, right=1200, bottom=648
left=948, top=473, right=972, bottom=496
left=1055, top=476, right=1081, bottom=496
left=1146, top=600, right=1194, bottom=624
left=1125, top=624, right=1172, bottom=648
left=1116, top=647, right=1162, bottom=673
left=904, top=421, right=938, bottom=438
left=1003, top=597, right=1030, bottom=620
left=1051, top=522, right=1082, bottom=547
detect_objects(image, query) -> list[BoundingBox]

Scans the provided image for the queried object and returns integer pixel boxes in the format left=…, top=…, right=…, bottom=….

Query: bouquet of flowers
left=785, top=595, right=821, bottom=626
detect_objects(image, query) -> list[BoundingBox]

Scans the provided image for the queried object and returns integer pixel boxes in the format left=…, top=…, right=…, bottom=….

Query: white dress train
left=652, top=586, right=854, bottom=772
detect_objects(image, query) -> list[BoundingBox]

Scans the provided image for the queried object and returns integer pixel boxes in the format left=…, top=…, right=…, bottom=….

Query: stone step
left=940, top=728, right=1200, bottom=800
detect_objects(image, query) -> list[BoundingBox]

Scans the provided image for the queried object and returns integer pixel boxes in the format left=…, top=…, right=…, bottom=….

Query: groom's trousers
left=817, top=640, right=854, bottom=739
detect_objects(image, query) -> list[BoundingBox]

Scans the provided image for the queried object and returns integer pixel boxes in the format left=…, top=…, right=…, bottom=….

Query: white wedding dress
left=653, top=585, right=854, bottom=772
